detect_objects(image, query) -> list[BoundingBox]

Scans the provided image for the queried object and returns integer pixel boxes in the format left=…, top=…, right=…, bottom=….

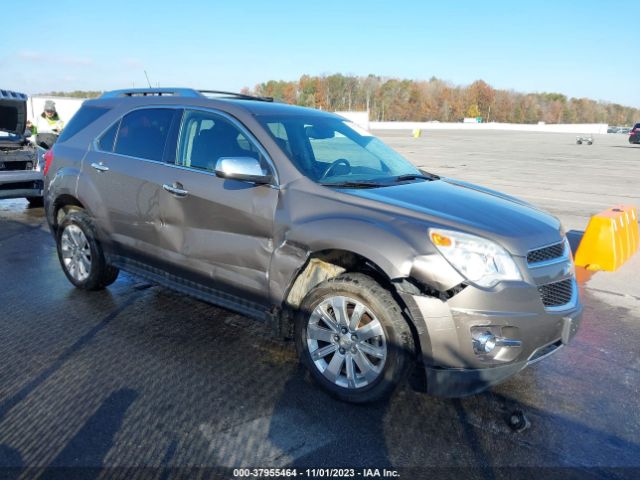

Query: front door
left=157, top=108, right=279, bottom=306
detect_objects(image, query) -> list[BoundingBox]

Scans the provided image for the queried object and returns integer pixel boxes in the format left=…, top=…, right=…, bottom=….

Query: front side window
left=257, top=115, right=420, bottom=184
left=114, top=108, right=175, bottom=161
left=177, top=110, right=268, bottom=173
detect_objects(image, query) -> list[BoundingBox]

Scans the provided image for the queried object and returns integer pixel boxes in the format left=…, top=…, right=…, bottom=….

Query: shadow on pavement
left=41, top=388, right=138, bottom=478
left=0, top=293, right=140, bottom=425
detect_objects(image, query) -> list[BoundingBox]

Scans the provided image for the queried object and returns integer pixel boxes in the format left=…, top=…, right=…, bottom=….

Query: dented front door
left=156, top=109, right=279, bottom=306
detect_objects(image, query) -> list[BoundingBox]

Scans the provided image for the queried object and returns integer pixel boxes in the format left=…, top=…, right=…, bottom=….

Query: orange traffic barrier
left=575, top=205, right=639, bottom=271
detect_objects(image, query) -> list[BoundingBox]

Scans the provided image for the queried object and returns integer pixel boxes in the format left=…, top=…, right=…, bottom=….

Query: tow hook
left=507, top=410, right=530, bottom=432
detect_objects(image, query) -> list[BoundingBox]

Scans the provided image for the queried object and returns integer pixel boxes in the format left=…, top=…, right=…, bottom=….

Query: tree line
left=39, top=90, right=103, bottom=99
left=245, top=74, right=639, bottom=125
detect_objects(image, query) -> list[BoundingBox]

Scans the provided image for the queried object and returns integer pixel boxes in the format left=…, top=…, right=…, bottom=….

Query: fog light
left=472, top=330, right=522, bottom=355
left=474, top=332, right=497, bottom=354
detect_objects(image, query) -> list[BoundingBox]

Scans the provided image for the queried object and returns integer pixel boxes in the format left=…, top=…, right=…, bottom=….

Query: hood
left=339, top=178, right=562, bottom=256
left=0, top=90, right=28, bottom=137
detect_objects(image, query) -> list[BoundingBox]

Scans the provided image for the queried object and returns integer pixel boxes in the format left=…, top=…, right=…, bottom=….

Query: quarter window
left=114, top=108, right=175, bottom=161
left=97, top=121, right=119, bottom=152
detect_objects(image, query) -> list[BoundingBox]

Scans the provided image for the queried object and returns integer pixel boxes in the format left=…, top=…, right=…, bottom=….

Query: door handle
left=91, top=162, right=109, bottom=172
left=163, top=183, right=189, bottom=197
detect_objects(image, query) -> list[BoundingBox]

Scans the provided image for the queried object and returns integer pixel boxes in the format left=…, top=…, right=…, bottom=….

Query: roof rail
left=100, top=88, right=204, bottom=99
left=100, top=88, right=274, bottom=102
left=199, top=90, right=273, bottom=102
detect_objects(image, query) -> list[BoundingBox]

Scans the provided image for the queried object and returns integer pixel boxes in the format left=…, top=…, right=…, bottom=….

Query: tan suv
left=44, top=88, right=582, bottom=403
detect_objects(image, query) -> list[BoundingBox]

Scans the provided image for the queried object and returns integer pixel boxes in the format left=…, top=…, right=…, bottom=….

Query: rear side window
left=57, top=106, right=110, bottom=143
left=114, top=108, right=175, bottom=161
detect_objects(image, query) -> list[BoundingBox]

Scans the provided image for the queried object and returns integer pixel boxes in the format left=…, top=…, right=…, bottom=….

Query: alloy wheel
left=60, top=224, right=92, bottom=282
left=307, top=295, right=387, bottom=389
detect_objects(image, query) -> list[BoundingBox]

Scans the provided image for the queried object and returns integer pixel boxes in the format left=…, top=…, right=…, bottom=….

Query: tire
left=295, top=273, right=414, bottom=403
left=26, top=196, right=43, bottom=207
left=56, top=210, right=119, bottom=290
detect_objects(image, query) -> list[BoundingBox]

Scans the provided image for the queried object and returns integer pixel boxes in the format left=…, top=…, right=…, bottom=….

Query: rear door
left=79, top=107, right=182, bottom=268
left=155, top=108, right=279, bottom=306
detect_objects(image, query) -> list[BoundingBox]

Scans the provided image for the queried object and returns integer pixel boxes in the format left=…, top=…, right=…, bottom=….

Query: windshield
left=257, top=115, right=420, bottom=185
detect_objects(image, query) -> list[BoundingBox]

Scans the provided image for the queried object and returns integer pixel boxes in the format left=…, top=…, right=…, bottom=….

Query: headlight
left=429, top=228, right=522, bottom=288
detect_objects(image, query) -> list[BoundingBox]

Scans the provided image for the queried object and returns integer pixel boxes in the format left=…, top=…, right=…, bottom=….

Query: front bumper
left=0, top=171, right=44, bottom=199
left=399, top=277, right=582, bottom=397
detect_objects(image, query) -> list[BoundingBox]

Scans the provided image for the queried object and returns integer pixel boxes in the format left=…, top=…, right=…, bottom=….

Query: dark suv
left=629, top=123, right=640, bottom=144
left=44, top=88, right=582, bottom=403
left=0, top=89, right=43, bottom=206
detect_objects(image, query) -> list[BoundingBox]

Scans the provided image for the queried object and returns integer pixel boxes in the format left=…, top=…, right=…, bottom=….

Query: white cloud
left=16, top=50, right=93, bottom=67
left=17, top=50, right=46, bottom=62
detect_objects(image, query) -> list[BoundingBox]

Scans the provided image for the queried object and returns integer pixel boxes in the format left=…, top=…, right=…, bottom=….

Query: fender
left=268, top=216, right=427, bottom=307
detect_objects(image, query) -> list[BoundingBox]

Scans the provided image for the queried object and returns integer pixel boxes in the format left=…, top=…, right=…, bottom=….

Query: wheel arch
left=278, top=248, right=424, bottom=362
left=49, top=194, right=86, bottom=233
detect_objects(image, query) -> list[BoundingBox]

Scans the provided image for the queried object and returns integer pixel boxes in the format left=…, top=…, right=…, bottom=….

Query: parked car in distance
left=44, top=88, right=582, bottom=403
left=607, top=126, right=619, bottom=134
left=629, top=123, right=640, bottom=144
left=618, top=127, right=631, bottom=135
left=0, top=90, right=44, bottom=206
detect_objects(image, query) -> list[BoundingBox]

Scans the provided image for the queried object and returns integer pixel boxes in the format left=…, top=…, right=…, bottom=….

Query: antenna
left=144, top=70, right=152, bottom=88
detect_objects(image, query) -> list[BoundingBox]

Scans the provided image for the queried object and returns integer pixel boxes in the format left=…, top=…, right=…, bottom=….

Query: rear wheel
left=56, top=211, right=119, bottom=290
left=295, top=273, right=413, bottom=403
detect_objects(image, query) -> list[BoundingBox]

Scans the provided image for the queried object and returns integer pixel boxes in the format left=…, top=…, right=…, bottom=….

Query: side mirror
left=214, top=157, right=273, bottom=185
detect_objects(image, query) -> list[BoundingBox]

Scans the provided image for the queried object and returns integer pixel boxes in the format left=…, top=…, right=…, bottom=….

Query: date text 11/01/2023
left=232, top=468, right=400, bottom=478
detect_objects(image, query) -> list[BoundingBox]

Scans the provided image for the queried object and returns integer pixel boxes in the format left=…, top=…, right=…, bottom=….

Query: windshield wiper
left=319, top=180, right=384, bottom=189
left=392, top=173, right=440, bottom=182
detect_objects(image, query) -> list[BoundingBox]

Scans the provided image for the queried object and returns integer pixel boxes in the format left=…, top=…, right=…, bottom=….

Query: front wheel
left=295, top=273, right=414, bottom=403
left=56, top=211, right=119, bottom=290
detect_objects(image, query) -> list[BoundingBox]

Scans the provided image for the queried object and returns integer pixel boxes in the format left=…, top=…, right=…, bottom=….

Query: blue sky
left=1, top=0, right=637, bottom=107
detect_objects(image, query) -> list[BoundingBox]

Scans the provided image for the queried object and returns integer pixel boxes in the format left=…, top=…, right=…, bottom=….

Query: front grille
left=538, top=278, right=574, bottom=307
left=527, top=241, right=565, bottom=264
